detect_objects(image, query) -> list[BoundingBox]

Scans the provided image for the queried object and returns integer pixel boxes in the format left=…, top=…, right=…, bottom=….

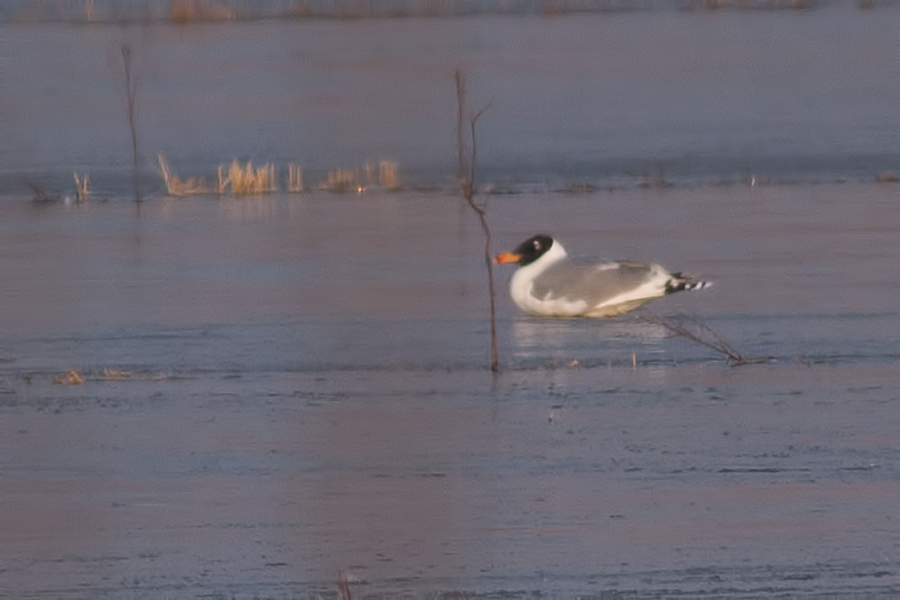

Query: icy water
left=2, top=5, right=900, bottom=600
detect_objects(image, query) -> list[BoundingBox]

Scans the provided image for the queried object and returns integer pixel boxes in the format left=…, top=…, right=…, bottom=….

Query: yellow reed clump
left=170, top=0, right=236, bottom=22
left=379, top=160, right=400, bottom=190
left=218, top=160, right=277, bottom=195
left=318, top=168, right=362, bottom=193
left=158, top=153, right=211, bottom=196
left=316, top=161, right=401, bottom=193
left=73, top=171, right=90, bottom=202
left=288, top=163, right=304, bottom=192
left=53, top=370, right=84, bottom=385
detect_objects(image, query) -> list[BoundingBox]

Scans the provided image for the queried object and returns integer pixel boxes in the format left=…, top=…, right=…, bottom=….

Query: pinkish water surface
left=2, top=5, right=900, bottom=598
left=2, top=185, right=900, bottom=598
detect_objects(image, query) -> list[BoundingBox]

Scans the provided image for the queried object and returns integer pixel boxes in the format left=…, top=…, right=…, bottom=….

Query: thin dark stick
left=640, top=313, right=766, bottom=366
left=455, top=70, right=498, bottom=373
left=121, top=43, right=142, bottom=202
left=455, top=70, right=467, bottom=191
left=469, top=108, right=498, bottom=372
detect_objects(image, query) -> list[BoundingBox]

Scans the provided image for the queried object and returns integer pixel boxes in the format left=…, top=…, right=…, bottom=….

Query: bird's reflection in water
left=509, top=314, right=672, bottom=370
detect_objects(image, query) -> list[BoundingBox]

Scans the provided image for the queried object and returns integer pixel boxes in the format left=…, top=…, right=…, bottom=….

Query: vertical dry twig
left=455, top=70, right=467, bottom=189
left=120, top=42, right=142, bottom=202
left=455, top=69, right=498, bottom=373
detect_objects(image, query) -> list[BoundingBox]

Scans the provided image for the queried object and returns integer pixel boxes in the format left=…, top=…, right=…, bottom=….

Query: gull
left=494, top=233, right=710, bottom=318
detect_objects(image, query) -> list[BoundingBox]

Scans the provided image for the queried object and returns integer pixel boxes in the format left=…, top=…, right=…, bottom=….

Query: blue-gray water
left=2, top=6, right=900, bottom=599
left=2, top=3, right=898, bottom=196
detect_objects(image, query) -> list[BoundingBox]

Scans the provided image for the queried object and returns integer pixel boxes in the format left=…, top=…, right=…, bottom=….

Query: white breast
left=508, top=241, right=588, bottom=317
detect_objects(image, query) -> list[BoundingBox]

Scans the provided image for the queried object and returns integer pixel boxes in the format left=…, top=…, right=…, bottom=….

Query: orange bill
left=493, top=251, right=521, bottom=264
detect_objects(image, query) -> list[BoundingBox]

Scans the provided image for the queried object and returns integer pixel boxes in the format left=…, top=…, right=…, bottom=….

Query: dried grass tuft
left=379, top=160, right=401, bottom=190
left=73, top=171, right=90, bottom=202
left=288, top=163, right=304, bottom=192
left=319, top=167, right=363, bottom=193
left=170, top=0, right=237, bottom=23
left=158, top=155, right=399, bottom=197
left=53, top=370, right=84, bottom=385
left=218, top=160, right=277, bottom=195
left=98, top=368, right=131, bottom=381
left=158, top=153, right=211, bottom=196
left=315, top=161, right=401, bottom=192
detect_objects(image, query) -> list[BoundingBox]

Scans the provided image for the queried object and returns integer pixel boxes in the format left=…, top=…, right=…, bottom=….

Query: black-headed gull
left=494, top=234, right=710, bottom=318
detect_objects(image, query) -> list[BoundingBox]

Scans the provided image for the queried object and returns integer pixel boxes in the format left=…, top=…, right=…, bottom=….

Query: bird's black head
left=515, top=234, right=554, bottom=265
left=494, top=233, right=554, bottom=266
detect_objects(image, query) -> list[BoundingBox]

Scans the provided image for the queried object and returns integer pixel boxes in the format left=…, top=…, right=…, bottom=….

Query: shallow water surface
left=2, top=4, right=898, bottom=195
left=2, top=4, right=900, bottom=597
left=2, top=184, right=900, bottom=598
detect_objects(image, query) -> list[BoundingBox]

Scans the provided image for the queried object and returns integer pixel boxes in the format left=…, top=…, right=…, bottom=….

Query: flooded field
left=2, top=4, right=900, bottom=599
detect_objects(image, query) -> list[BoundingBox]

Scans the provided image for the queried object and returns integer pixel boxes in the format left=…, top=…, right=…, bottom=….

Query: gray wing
left=530, top=259, right=656, bottom=306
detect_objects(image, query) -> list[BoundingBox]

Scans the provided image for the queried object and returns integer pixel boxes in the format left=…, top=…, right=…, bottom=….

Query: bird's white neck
left=528, top=239, right=568, bottom=274
left=509, top=239, right=568, bottom=305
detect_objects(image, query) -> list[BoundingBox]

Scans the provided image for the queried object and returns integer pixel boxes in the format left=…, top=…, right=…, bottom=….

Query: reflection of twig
left=640, top=313, right=766, bottom=366
left=455, top=70, right=498, bottom=373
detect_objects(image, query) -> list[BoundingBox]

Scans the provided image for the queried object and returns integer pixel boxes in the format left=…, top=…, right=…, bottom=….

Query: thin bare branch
left=455, top=69, right=498, bottom=373
left=639, top=313, right=767, bottom=367
left=120, top=42, right=142, bottom=202
left=467, top=101, right=492, bottom=210
left=455, top=70, right=467, bottom=191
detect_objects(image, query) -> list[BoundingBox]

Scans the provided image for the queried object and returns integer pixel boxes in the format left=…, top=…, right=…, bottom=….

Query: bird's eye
left=533, top=240, right=541, bottom=249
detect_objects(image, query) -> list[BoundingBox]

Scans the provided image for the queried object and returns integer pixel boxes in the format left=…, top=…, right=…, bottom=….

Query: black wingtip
left=665, top=279, right=712, bottom=295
